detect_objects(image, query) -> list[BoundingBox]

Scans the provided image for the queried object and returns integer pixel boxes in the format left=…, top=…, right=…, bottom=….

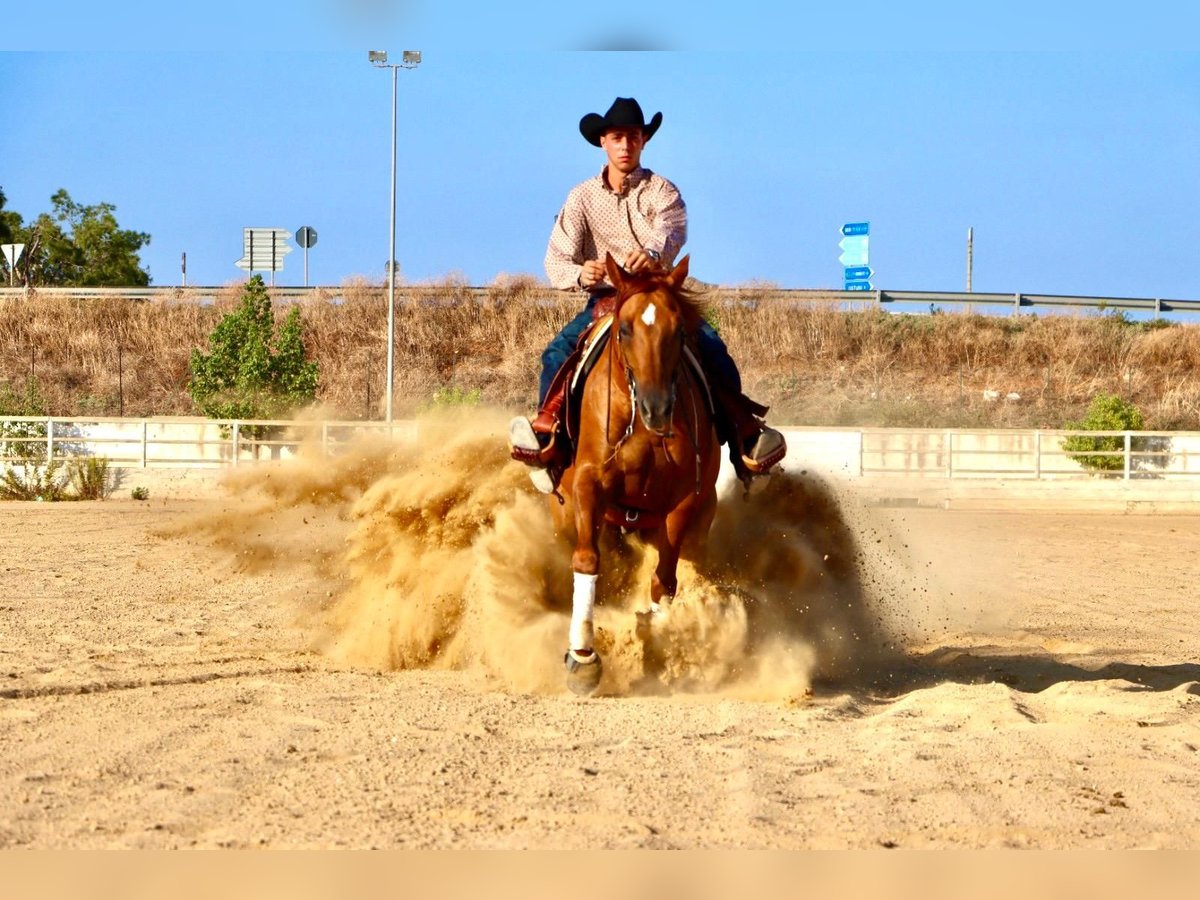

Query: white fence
left=0, top=417, right=415, bottom=469
left=3, top=417, right=1200, bottom=482
left=858, top=428, right=1200, bottom=481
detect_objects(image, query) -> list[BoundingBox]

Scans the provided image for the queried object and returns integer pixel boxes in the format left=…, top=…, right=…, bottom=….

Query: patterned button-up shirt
left=544, top=165, right=687, bottom=291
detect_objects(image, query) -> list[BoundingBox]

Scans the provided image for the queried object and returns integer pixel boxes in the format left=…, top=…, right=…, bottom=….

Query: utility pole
left=966, top=227, right=974, bottom=293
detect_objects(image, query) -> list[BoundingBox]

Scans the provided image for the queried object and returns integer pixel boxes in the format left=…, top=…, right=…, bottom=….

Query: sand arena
left=1, top=410, right=1198, bottom=848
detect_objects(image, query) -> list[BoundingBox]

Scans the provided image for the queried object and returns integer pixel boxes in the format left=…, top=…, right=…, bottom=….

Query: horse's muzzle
left=637, top=385, right=676, bottom=435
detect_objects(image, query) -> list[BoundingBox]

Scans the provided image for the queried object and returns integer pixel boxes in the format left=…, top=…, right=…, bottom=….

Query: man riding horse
left=509, top=96, right=786, bottom=490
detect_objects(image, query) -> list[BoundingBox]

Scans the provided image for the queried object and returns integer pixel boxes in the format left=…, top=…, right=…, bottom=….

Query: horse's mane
left=615, top=271, right=709, bottom=333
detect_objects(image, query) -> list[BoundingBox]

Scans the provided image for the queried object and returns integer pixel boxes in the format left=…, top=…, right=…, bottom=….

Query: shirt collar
left=599, top=164, right=649, bottom=195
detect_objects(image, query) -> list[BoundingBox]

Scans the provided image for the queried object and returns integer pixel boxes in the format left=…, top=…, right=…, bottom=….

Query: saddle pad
left=571, top=315, right=614, bottom=394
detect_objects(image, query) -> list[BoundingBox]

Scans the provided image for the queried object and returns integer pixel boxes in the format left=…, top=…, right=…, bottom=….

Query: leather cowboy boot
left=509, top=363, right=574, bottom=494
left=709, top=376, right=787, bottom=478
left=742, top=424, right=787, bottom=475
left=508, top=417, right=560, bottom=494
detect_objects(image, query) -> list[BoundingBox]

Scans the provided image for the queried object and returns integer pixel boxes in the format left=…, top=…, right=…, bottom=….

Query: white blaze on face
left=641, top=302, right=657, bottom=328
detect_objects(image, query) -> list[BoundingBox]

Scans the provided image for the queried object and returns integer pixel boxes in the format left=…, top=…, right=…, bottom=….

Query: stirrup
left=508, top=417, right=557, bottom=494
left=741, top=427, right=786, bottom=475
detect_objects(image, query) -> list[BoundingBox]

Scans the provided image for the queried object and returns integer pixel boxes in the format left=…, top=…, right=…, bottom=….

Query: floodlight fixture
left=368, top=50, right=388, bottom=65
left=402, top=50, right=421, bottom=67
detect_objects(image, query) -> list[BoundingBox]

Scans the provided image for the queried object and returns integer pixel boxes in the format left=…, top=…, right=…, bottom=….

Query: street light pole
left=369, top=49, right=421, bottom=423
left=386, top=62, right=397, bottom=423
left=966, top=226, right=974, bottom=293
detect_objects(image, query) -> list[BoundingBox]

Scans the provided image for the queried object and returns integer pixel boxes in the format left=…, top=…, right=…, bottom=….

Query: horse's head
left=605, top=252, right=704, bottom=435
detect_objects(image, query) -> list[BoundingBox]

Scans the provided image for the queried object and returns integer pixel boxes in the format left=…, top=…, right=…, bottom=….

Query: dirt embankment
left=2, top=282, right=1198, bottom=429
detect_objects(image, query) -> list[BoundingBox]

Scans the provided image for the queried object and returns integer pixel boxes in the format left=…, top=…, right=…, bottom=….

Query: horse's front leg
left=564, top=463, right=604, bottom=695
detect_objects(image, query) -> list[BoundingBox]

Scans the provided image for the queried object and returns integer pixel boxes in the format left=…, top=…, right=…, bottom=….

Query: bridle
left=602, top=291, right=703, bottom=495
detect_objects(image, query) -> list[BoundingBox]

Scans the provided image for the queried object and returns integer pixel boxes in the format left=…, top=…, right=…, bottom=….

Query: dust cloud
left=182, top=409, right=927, bottom=699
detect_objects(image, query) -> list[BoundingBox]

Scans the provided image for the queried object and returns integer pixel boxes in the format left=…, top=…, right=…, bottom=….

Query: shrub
left=131, top=485, right=149, bottom=501
left=1, top=455, right=116, bottom=501
left=0, top=379, right=49, bottom=463
left=0, top=379, right=64, bottom=500
left=1062, top=393, right=1146, bottom=472
left=188, top=275, right=319, bottom=430
left=67, top=456, right=113, bottom=500
left=0, top=459, right=68, bottom=501
left=424, top=385, right=482, bottom=411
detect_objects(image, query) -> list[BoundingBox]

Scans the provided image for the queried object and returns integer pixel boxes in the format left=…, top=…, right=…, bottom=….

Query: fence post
left=322, top=421, right=329, bottom=456
left=141, top=420, right=148, bottom=468
left=46, top=418, right=53, bottom=465
left=945, top=431, right=953, bottom=478
left=232, top=422, right=240, bottom=467
left=1123, top=432, right=1131, bottom=481
left=1034, top=431, right=1042, bottom=479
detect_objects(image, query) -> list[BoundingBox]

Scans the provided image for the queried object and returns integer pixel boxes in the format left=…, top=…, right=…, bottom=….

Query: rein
left=601, top=323, right=634, bottom=466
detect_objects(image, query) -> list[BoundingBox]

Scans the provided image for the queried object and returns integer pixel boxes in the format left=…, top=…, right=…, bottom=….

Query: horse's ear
left=666, top=254, right=690, bottom=290
left=604, top=252, right=625, bottom=292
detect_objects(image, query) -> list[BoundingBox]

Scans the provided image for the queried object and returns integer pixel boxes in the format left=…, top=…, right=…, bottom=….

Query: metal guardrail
left=877, top=290, right=1200, bottom=315
left=1, top=285, right=1198, bottom=316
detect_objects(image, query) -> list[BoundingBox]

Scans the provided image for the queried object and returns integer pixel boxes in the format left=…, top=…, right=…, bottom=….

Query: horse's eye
left=618, top=321, right=632, bottom=340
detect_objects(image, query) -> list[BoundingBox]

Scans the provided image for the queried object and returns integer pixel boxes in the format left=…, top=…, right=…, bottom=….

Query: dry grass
left=2, top=277, right=1199, bottom=429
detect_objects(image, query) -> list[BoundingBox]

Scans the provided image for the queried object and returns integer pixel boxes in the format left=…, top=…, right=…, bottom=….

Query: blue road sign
left=844, top=281, right=873, bottom=292
left=841, top=222, right=870, bottom=237
left=843, top=266, right=873, bottom=281
left=838, top=235, right=869, bottom=267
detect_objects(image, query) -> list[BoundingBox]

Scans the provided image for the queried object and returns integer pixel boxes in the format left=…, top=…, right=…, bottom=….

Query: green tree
left=188, top=275, right=319, bottom=423
left=14, top=212, right=77, bottom=286
left=0, top=187, right=13, bottom=244
left=0, top=188, right=150, bottom=286
left=0, top=188, right=26, bottom=286
left=50, top=189, right=151, bottom=286
left=1062, top=393, right=1146, bottom=473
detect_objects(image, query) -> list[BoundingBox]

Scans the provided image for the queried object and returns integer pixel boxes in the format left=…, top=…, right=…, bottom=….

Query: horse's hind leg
left=639, top=495, right=719, bottom=680
left=634, top=502, right=698, bottom=677
left=652, top=493, right=716, bottom=604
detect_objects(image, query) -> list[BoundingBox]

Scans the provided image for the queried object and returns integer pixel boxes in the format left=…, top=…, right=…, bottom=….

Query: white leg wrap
left=569, top=572, right=598, bottom=651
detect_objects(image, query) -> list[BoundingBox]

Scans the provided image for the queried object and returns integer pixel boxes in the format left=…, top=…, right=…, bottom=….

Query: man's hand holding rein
left=622, top=248, right=662, bottom=275
left=579, top=259, right=606, bottom=289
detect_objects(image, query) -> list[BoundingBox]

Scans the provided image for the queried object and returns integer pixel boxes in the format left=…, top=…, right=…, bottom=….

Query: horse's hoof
left=564, top=649, right=603, bottom=696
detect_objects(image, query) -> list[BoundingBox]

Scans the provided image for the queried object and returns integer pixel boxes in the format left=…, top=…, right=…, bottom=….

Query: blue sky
left=2, top=5, right=1198, bottom=299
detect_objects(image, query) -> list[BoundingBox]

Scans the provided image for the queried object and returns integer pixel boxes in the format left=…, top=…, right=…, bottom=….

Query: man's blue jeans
left=538, top=292, right=741, bottom=404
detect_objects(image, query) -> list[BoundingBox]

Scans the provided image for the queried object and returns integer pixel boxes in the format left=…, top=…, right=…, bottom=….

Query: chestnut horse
left=551, top=253, right=721, bottom=694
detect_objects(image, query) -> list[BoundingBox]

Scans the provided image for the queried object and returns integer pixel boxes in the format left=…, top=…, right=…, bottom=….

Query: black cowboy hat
left=579, top=97, right=663, bottom=147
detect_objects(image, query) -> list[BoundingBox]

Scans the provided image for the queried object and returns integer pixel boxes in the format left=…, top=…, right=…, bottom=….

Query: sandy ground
left=2, top=428, right=1199, bottom=849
